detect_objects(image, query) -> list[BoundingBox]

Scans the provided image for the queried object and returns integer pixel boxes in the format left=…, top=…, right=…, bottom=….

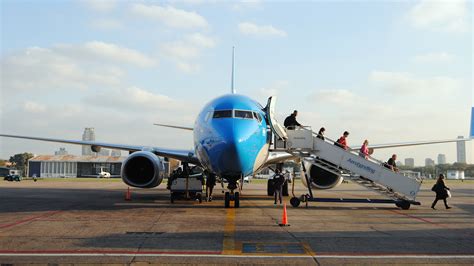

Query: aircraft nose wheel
left=224, top=191, right=240, bottom=208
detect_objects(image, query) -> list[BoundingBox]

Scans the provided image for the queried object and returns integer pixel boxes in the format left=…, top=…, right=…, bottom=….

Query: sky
left=0, top=0, right=472, bottom=166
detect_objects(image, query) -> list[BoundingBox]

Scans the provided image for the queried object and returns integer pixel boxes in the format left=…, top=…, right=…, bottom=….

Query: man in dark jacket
left=273, top=169, right=286, bottom=205
left=284, top=110, right=302, bottom=129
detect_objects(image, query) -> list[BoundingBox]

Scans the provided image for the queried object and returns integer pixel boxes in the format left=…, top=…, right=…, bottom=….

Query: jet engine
left=121, top=151, right=164, bottom=188
left=300, top=161, right=343, bottom=189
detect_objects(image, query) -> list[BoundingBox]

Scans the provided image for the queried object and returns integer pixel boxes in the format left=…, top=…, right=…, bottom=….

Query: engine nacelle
left=300, top=161, right=343, bottom=189
left=121, top=151, right=164, bottom=188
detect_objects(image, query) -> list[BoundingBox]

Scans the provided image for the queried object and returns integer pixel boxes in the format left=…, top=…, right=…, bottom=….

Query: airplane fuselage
left=193, top=94, right=270, bottom=183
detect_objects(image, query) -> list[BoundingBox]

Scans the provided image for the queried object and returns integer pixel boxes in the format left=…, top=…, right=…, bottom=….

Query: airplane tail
left=231, top=46, right=236, bottom=94
left=470, top=107, right=474, bottom=138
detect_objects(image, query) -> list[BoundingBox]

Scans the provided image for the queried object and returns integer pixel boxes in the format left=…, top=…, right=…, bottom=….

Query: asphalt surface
left=0, top=178, right=473, bottom=265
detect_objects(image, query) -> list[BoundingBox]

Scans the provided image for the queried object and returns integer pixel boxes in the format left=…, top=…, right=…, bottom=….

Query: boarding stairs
left=279, top=128, right=422, bottom=208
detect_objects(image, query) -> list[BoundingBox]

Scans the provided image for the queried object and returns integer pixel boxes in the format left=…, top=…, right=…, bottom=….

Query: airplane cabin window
left=213, top=110, right=233, bottom=118
left=235, top=110, right=253, bottom=119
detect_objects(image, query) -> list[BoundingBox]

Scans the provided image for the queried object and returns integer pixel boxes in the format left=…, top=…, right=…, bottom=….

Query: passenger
left=385, top=154, right=399, bottom=172
left=431, top=174, right=451, bottom=210
left=273, top=169, right=285, bottom=205
left=283, top=110, right=302, bottom=129
left=335, top=131, right=349, bottom=150
left=206, top=172, right=216, bottom=202
left=359, top=140, right=369, bottom=159
left=317, top=127, right=325, bottom=140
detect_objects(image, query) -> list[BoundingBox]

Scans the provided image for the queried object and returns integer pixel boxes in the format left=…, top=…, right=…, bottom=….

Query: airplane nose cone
left=212, top=120, right=258, bottom=177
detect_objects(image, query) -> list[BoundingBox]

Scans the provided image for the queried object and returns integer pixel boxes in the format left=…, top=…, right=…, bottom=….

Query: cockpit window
left=235, top=110, right=253, bottom=119
left=213, top=110, right=233, bottom=118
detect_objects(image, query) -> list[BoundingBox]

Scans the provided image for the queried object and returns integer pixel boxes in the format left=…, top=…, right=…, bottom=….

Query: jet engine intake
left=300, top=161, right=343, bottom=189
left=121, top=151, right=164, bottom=188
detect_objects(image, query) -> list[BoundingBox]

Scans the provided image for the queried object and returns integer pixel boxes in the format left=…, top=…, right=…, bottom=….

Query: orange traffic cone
left=278, top=203, right=290, bottom=226
left=125, top=187, right=131, bottom=201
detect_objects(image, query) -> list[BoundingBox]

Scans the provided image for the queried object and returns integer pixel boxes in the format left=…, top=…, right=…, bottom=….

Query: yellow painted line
left=222, top=208, right=240, bottom=255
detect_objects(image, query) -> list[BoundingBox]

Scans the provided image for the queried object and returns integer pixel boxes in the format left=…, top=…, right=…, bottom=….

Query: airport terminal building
left=28, top=155, right=126, bottom=178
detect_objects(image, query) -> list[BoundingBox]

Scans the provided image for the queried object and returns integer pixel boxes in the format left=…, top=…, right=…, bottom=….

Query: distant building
left=400, top=170, right=421, bottom=180
left=447, top=170, right=464, bottom=180
left=54, top=147, right=68, bottom=156
left=404, top=158, right=415, bottom=168
left=98, top=149, right=110, bottom=156
left=425, top=158, right=435, bottom=167
left=437, top=154, right=446, bottom=165
left=82, top=128, right=96, bottom=156
left=456, top=136, right=466, bottom=163
left=28, top=155, right=125, bottom=178
left=111, top=150, right=122, bottom=157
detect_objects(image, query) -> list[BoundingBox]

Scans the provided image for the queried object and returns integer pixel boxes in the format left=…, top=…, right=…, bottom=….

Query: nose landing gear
left=224, top=181, right=240, bottom=208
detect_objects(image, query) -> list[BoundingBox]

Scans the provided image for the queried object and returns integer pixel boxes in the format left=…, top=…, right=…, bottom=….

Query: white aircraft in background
left=82, top=167, right=120, bottom=178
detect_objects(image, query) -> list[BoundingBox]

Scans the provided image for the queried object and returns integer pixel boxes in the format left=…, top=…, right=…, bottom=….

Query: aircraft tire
left=399, top=201, right=411, bottom=210
left=224, top=192, right=230, bottom=208
left=290, top=197, right=300, bottom=208
left=234, top=192, right=240, bottom=208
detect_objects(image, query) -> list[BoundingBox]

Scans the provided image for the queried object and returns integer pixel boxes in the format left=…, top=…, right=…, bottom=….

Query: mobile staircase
left=280, top=128, right=422, bottom=209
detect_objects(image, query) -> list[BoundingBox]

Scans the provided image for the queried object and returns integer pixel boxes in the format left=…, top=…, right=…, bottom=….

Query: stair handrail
left=308, top=129, right=422, bottom=183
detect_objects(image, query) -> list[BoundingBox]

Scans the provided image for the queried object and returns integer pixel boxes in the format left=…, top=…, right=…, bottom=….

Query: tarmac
left=0, top=178, right=473, bottom=265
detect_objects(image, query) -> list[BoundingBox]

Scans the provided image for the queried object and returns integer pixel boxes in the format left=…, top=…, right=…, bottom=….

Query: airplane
left=1, top=49, right=473, bottom=208
left=82, top=167, right=120, bottom=178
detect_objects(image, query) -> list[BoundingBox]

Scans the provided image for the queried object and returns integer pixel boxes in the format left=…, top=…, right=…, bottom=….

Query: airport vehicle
left=169, top=172, right=204, bottom=204
left=4, top=174, right=21, bottom=182
left=1, top=50, right=473, bottom=208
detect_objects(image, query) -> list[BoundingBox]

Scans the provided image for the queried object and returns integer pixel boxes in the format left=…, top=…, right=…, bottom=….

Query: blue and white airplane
left=1, top=51, right=473, bottom=208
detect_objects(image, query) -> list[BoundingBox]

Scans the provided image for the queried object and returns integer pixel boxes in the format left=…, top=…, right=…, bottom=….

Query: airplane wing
left=0, top=134, right=200, bottom=165
left=154, top=123, right=193, bottom=131
left=349, top=137, right=472, bottom=151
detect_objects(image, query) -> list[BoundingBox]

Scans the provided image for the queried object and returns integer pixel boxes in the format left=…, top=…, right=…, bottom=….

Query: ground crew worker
left=283, top=110, right=302, bottom=129
left=206, top=172, right=216, bottom=202
left=273, top=169, right=285, bottom=205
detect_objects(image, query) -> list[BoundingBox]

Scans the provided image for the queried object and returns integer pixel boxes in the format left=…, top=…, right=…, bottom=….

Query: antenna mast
left=231, top=46, right=236, bottom=94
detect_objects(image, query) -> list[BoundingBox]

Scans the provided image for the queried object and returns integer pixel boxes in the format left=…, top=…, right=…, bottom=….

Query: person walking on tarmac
left=284, top=110, right=302, bottom=129
left=206, top=172, right=216, bottom=202
left=431, top=174, right=451, bottom=210
left=336, top=131, right=350, bottom=150
left=273, top=169, right=285, bottom=205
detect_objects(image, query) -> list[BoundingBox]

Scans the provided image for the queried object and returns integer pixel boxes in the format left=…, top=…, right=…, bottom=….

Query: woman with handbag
left=431, top=174, right=451, bottom=210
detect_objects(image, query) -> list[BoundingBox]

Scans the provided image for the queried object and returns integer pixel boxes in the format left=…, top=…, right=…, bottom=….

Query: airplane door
left=265, top=96, right=288, bottom=140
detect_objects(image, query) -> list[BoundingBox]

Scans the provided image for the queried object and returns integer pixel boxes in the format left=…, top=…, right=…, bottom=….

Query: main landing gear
left=224, top=181, right=240, bottom=208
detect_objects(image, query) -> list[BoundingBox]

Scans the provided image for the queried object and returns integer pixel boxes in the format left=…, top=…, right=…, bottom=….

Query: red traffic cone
left=278, top=203, right=290, bottom=226
left=125, top=187, right=131, bottom=201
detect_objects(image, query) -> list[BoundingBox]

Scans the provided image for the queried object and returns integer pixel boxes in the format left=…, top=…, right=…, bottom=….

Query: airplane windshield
left=213, top=110, right=233, bottom=118
left=235, top=110, right=253, bottom=119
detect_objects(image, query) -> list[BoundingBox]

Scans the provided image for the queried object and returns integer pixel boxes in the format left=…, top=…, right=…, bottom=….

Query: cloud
left=413, top=52, right=454, bottom=63
left=369, top=71, right=461, bottom=95
left=2, top=46, right=125, bottom=92
left=131, top=4, right=209, bottom=29
left=238, top=22, right=287, bottom=38
left=185, top=33, right=216, bottom=48
left=232, top=0, right=263, bottom=11
left=408, top=0, right=469, bottom=33
left=83, top=0, right=117, bottom=12
left=90, top=18, right=123, bottom=30
left=160, top=33, right=216, bottom=73
left=84, top=87, right=190, bottom=112
left=23, top=101, right=46, bottom=113
left=55, top=41, right=156, bottom=67
left=309, top=89, right=364, bottom=107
